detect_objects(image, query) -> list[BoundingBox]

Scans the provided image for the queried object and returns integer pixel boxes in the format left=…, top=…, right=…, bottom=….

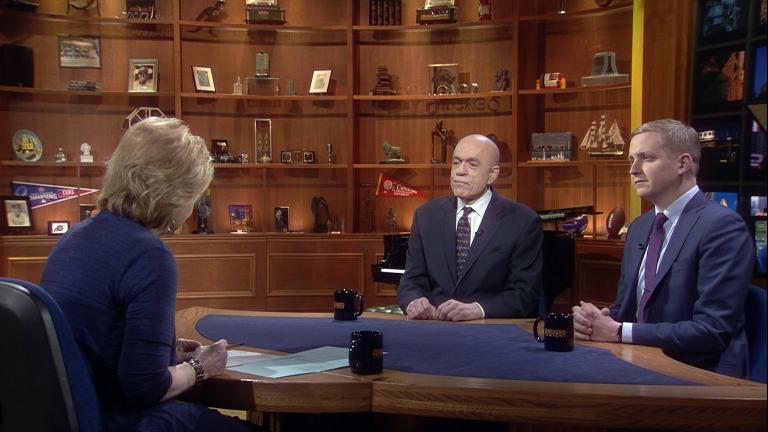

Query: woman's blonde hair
left=97, top=117, right=213, bottom=235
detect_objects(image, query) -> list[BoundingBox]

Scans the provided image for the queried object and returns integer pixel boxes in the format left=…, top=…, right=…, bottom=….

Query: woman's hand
left=175, top=338, right=202, bottom=363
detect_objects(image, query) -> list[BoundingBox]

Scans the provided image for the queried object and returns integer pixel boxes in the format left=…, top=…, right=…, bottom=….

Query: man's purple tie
left=637, top=212, right=668, bottom=323
left=456, top=207, right=473, bottom=277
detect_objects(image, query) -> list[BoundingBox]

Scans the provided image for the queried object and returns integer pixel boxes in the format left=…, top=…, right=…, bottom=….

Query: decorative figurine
left=326, top=143, right=335, bottom=164
left=381, top=141, right=406, bottom=164
left=431, top=120, right=449, bottom=163
left=386, top=207, right=397, bottom=232
left=370, top=65, right=397, bottom=95
left=311, top=196, right=330, bottom=233
left=579, top=114, right=625, bottom=157
left=492, top=69, right=510, bottom=92
left=193, top=190, right=213, bottom=234
left=233, top=76, right=243, bottom=95
left=194, top=0, right=226, bottom=21
left=80, top=142, right=93, bottom=163
left=54, top=147, right=67, bottom=162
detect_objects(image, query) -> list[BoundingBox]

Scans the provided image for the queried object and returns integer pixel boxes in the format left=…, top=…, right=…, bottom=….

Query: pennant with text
left=375, top=173, right=428, bottom=198
left=12, top=181, right=99, bottom=209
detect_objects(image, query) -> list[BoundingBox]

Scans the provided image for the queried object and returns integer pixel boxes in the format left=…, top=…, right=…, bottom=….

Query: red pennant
left=375, top=173, right=428, bottom=198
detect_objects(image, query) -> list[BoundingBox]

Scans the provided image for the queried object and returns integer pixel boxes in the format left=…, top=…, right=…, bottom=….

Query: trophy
left=193, top=190, right=213, bottom=234
left=245, top=0, right=285, bottom=24
left=54, top=148, right=67, bottom=162
left=254, top=119, right=272, bottom=163
left=417, top=0, right=457, bottom=24
left=255, top=52, right=269, bottom=77
left=431, top=120, right=448, bottom=163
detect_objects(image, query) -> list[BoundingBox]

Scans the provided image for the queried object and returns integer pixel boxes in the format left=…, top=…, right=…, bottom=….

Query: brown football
left=606, top=207, right=626, bottom=238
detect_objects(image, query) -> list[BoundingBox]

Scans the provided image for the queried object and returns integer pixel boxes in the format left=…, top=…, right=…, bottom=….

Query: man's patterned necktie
left=456, top=206, right=473, bottom=277
left=637, top=212, right=668, bottom=323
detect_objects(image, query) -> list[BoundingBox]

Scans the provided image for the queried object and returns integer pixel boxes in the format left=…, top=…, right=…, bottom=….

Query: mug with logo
left=349, top=330, right=383, bottom=374
left=333, top=288, right=364, bottom=321
left=533, top=312, right=574, bottom=352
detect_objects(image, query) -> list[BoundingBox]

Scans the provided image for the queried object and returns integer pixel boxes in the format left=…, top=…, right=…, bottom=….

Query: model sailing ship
left=580, top=114, right=625, bottom=157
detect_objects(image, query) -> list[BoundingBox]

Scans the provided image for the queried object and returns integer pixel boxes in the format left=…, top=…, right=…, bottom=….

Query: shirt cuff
left=622, top=322, right=633, bottom=344
left=473, top=302, right=485, bottom=319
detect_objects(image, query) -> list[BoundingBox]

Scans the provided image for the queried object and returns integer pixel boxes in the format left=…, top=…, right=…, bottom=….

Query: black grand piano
left=371, top=206, right=594, bottom=313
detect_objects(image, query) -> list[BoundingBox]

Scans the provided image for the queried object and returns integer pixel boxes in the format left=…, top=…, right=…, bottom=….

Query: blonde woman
left=41, top=118, right=257, bottom=431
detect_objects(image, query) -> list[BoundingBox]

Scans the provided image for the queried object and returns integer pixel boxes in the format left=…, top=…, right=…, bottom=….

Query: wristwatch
left=185, top=358, right=205, bottom=386
left=616, top=322, right=623, bottom=343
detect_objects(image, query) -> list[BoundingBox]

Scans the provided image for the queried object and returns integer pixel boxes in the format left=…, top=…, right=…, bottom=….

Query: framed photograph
left=229, top=204, right=253, bottom=233
left=58, top=35, right=101, bottom=68
left=1, top=196, right=33, bottom=234
left=752, top=45, right=766, bottom=100
left=698, top=0, right=748, bottom=44
left=428, top=63, right=459, bottom=95
left=309, top=69, right=332, bottom=94
left=128, top=59, right=158, bottom=93
left=751, top=196, right=767, bottom=216
left=192, top=66, right=215, bottom=92
left=79, top=204, right=99, bottom=221
left=274, top=206, right=289, bottom=232
left=254, top=119, right=272, bottom=163
left=693, top=47, right=745, bottom=112
left=48, top=220, right=70, bottom=235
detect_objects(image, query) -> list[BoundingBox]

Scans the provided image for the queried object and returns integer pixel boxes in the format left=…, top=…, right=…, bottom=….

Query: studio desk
left=175, top=307, right=767, bottom=431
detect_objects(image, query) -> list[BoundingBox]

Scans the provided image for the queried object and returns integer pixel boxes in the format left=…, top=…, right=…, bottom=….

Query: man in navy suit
left=397, top=134, right=542, bottom=321
left=573, top=119, right=754, bottom=378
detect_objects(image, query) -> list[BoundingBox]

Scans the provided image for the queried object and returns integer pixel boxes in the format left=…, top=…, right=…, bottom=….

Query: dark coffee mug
left=334, top=288, right=364, bottom=321
left=349, top=330, right=383, bottom=375
left=533, top=312, right=574, bottom=352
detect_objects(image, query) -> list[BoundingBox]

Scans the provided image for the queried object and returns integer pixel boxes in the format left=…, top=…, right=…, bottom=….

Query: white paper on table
left=227, top=346, right=349, bottom=378
left=226, top=349, right=276, bottom=367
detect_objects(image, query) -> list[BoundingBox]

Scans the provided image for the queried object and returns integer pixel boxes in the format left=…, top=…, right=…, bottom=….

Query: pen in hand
left=225, top=342, right=245, bottom=350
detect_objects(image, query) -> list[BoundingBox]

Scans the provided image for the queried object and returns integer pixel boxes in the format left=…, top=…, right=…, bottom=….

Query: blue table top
left=197, top=314, right=696, bottom=386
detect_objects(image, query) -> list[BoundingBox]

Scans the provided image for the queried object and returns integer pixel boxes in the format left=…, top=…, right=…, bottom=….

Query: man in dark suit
left=573, top=119, right=754, bottom=378
left=397, top=134, right=542, bottom=321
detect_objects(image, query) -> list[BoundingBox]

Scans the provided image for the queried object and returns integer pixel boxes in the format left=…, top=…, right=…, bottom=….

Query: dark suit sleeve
left=631, top=211, right=753, bottom=358
left=477, top=211, right=542, bottom=318
left=397, top=209, right=435, bottom=310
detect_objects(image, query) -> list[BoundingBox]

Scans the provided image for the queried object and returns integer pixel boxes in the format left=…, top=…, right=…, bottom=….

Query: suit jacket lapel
left=456, top=192, right=503, bottom=286
left=651, top=192, right=706, bottom=293
left=443, top=197, right=459, bottom=289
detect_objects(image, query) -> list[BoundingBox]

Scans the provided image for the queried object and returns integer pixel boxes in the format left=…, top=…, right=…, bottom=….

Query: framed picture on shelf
left=703, top=191, right=738, bottom=212
left=274, top=206, right=289, bottom=232
left=698, top=0, right=749, bottom=44
left=309, top=69, right=332, bottom=94
left=48, top=220, right=70, bottom=235
left=58, top=35, right=101, bottom=68
left=428, top=63, right=459, bottom=95
left=192, top=66, right=215, bottom=92
left=751, top=195, right=767, bottom=216
left=128, top=59, right=158, bottom=93
left=229, top=204, right=253, bottom=233
left=1, top=196, right=33, bottom=234
left=126, top=0, right=156, bottom=19
left=693, top=46, right=745, bottom=112
left=79, top=204, right=99, bottom=221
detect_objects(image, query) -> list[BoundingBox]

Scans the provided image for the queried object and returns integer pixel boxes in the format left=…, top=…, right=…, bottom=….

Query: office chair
left=745, top=284, right=767, bottom=383
left=0, top=277, right=101, bottom=431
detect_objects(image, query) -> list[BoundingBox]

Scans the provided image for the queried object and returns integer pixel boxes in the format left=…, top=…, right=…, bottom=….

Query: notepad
left=227, top=346, right=349, bottom=378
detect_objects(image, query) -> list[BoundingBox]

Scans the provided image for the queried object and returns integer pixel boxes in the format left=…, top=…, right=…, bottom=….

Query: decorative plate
left=12, top=129, right=43, bottom=162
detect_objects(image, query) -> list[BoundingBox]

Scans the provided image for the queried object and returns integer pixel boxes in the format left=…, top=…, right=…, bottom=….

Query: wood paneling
left=572, top=238, right=625, bottom=307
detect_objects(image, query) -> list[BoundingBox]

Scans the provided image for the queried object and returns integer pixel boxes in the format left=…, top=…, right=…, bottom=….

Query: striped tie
left=637, top=212, right=668, bottom=323
left=456, top=206, right=473, bottom=277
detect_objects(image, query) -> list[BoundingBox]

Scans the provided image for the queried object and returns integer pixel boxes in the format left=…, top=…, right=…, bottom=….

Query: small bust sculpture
left=80, top=142, right=93, bottom=163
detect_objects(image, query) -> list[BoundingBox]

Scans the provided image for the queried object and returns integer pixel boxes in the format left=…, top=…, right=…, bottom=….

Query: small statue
left=386, top=208, right=397, bottom=233
left=381, top=141, right=406, bottom=164
left=431, top=120, right=449, bottom=163
left=54, top=147, right=67, bottom=162
left=195, top=0, right=226, bottom=21
left=326, top=143, right=335, bottom=164
left=311, top=196, right=330, bottom=233
left=80, top=142, right=93, bottom=163
left=233, top=76, right=243, bottom=95
left=193, top=190, right=213, bottom=234
left=493, top=69, right=511, bottom=92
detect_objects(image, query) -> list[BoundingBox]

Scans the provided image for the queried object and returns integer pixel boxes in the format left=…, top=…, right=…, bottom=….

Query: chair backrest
left=0, top=277, right=101, bottom=431
left=745, top=284, right=767, bottom=383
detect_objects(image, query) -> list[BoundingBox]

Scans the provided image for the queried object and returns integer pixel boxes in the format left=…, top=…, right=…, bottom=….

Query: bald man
left=397, top=134, right=542, bottom=321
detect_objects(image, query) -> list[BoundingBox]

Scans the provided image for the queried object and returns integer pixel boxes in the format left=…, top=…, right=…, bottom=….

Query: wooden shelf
left=213, top=163, right=348, bottom=169
left=0, top=86, right=174, bottom=97
left=180, top=92, right=347, bottom=101
left=519, top=4, right=633, bottom=22
left=0, top=10, right=173, bottom=26
left=518, top=160, right=629, bottom=168
left=178, top=20, right=346, bottom=32
left=518, top=84, right=631, bottom=95
left=354, top=162, right=517, bottom=169
left=353, top=19, right=516, bottom=32
left=0, top=160, right=106, bottom=167
left=354, top=91, right=515, bottom=101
